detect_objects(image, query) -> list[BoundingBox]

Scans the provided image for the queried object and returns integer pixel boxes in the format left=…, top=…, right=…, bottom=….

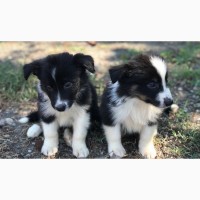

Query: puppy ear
left=23, top=60, right=41, bottom=80
left=109, top=65, right=125, bottom=83
left=73, top=53, right=95, bottom=73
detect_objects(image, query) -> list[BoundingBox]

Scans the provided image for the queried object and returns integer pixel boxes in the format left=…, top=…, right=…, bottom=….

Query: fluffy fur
left=20, top=52, right=100, bottom=158
left=100, top=54, right=174, bottom=158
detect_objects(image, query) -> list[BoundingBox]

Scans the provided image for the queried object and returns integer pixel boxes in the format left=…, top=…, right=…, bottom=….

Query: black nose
left=164, top=98, right=173, bottom=107
left=55, top=104, right=66, bottom=112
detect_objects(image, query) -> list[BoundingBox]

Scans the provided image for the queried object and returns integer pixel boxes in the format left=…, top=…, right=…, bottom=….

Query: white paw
left=139, top=144, right=157, bottom=159
left=63, top=129, right=72, bottom=147
left=27, top=124, right=42, bottom=138
left=108, top=143, right=126, bottom=158
left=18, top=117, right=29, bottom=124
left=72, top=142, right=89, bottom=158
left=41, top=139, right=58, bottom=156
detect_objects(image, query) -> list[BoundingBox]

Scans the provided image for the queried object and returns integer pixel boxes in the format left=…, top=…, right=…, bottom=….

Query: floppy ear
left=73, top=53, right=95, bottom=73
left=109, top=65, right=125, bottom=83
left=23, top=60, right=42, bottom=80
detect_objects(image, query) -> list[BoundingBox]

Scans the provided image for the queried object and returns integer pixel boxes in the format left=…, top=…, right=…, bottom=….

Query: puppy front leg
left=139, top=125, right=157, bottom=159
left=104, top=124, right=126, bottom=158
left=72, top=110, right=90, bottom=158
left=41, top=121, right=59, bottom=156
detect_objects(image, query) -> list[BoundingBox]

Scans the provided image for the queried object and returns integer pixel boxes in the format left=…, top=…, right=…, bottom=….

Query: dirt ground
left=0, top=42, right=199, bottom=159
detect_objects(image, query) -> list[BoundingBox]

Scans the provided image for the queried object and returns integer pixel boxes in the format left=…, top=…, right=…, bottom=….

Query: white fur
left=38, top=83, right=90, bottom=157
left=139, top=125, right=157, bottom=158
left=150, top=56, right=173, bottom=107
left=55, top=93, right=69, bottom=108
left=41, top=121, right=59, bottom=156
left=104, top=82, right=163, bottom=158
left=112, top=98, right=162, bottom=133
left=104, top=124, right=126, bottom=157
left=72, top=109, right=90, bottom=158
left=52, top=68, right=56, bottom=80
left=109, top=81, right=125, bottom=106
left=150, top=56, right=167, bottom=86
left=63, top=129, right=72, bottom=147
left=156, top=87, right=172, bottom=107
left=27, top=124, right=42, bottom=138
left=18, top=117, right=29, bottom=123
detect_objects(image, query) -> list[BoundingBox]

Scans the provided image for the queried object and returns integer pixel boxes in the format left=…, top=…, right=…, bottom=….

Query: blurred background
left=0, top=41, right=200, bottom=158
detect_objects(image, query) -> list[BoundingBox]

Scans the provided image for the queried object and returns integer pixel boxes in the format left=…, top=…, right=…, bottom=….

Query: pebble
left=195, top=103, right=200, bottom=108
left=5, top=118, right=15, bottom=126
left=0, top=118, right=15, bottom=127
left=0, top=119, right=6, bottom=127
left=28, top=150, right=32, bottom=153
left=4, top=134, right=10, bottom=138
left=178, top=87, right=183, bottom=91
left=196, top=110, right=200, bottom=113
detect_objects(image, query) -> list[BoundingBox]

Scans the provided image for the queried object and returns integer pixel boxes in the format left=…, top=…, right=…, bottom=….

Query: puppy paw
left=139, top=144, right=157, bottom=159
left=72, top=142, right=89, bottom=158
left=41, top=139, right=58, bottom=156
left=108, top=143, right=126, bottom=158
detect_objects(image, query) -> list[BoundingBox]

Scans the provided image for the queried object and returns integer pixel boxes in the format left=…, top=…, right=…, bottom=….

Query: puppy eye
left=46, top=85, right=53, bottom=91
left=64, top=82, right=72, bottom=89
left=147, top=82, right=159, bottom=89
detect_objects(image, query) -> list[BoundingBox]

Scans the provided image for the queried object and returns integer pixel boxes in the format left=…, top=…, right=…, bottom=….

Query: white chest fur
left=112, top=98, right=162, bottom=133
left=55, top=104, right=88, bottom=127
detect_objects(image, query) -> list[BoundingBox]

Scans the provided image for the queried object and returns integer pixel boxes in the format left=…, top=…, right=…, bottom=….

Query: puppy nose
left=164, top=98, right=173, bottom=107
left=55, top=104, right=66, bottom=112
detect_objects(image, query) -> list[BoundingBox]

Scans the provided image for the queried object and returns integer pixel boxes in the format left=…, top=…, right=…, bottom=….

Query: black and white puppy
left=19, top=52, right=100, bottom=158
left=100, top=54, right=173, bottom=158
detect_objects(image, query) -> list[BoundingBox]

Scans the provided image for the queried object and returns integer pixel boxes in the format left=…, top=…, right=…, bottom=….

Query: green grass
left=160, top=43, right=200, bottom=65
left=167, top=109, right=200, bottom=158
left=0, top=61, right=37, bottom=101
left=118, top=49, right=141, bottom=61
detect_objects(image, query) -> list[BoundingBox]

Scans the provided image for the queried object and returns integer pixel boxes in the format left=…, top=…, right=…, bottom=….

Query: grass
left=159, top=44, right=200, bottom=158
left=0, top=61, right=37, bottom=102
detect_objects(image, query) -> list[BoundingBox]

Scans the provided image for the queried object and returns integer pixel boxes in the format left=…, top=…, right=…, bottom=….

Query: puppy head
left=109, top=54, right=173, bottom=108
left=23, top=52, right=95, bottom=112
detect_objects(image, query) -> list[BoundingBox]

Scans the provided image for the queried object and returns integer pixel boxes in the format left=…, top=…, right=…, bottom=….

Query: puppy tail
left=18, top=111, right=40, bottom=124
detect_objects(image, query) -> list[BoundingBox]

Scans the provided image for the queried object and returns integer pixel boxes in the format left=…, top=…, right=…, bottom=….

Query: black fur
left=100, top=54, right=172, bottom=127
left=24, top=52, right=100, bottom=127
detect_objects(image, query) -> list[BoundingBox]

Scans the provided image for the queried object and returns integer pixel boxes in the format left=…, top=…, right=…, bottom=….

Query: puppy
left=100, top=54, right=173, bottom=158
left=19, top=52, right=100, bottom=158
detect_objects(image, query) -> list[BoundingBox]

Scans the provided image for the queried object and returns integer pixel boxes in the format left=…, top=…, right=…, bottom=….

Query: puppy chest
left=113, top=100, right=161, bottom=132
left=56, top=110, right=77, bottom=127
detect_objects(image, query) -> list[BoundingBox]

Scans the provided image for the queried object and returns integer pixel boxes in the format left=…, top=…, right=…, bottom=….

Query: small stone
left=195, top=103, right=200, bottom=108
left=5, top=118, right=15, bottom=126
left=4, top=134, right=10, bottom=138
left=28, top=150, right=32, bottom=153
left=0, top=119, right=6, bottom=127
left=178, top=87, right=183, bottom=91
left=196, top=110, right=200, bottom=113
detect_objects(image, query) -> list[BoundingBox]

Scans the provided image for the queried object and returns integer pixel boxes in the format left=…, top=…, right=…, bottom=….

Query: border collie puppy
left=19, top=52, right=100, bottom=158
left=100, top=54, right=173, bottom=158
